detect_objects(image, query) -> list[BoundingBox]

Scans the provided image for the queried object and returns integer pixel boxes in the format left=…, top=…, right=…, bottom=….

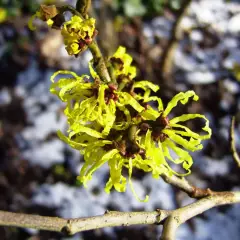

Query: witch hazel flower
left=49, top=44, right=211, bottom=202
left=110, top=46, right=137, bottom=82
left=28, top=5, right=96, bottom=56
left=57, top=88, right=211, bottom=202
left=138, top=90, right=212, bottom=176
left=61, top=15, right=96, bottom=56
left=50, top=61, right=146, bottom=139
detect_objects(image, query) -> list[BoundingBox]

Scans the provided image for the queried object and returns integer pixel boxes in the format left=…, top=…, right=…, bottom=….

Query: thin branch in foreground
left=0, top=210, right=170, bottom=235
left=230, top=116, right=240, bottom=168
left=0, top=191, right=240, bottom=237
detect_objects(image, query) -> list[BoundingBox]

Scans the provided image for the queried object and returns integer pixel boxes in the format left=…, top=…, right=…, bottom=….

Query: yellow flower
left=61, top=16, right=96, bottom=55
left=50, top=67, right=146, bottom=139
left=50, top=70, right=113, bottom=137
left=139, top=90, right=212, bottom=175
left=50, top=55, right=150, bottom=132
left=74, top=91, right=211, bottom=202
left=0, top=8, right=7, bottom=23
left=49, top=38, right=212, bottom=202
left=110, top=46, right=137, bottom=83
left=50, top=65, right=212, bottom=202
left=76, top=138, right=150, bottom=202
left=74, top=121, right=188, bottom=202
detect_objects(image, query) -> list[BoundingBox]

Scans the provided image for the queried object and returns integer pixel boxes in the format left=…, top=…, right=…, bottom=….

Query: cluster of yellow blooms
left=61, top=16, right=95, bottom=55
left=51, top=46, right=211, bottom=201
left=29, top=7, right=211, bottom=201
left=28, top=6, right=96, bottom=56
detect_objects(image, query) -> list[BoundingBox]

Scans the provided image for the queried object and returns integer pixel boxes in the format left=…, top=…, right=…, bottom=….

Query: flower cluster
left=61, top=15, right=96, bottom=56
left=28, top=5, right=96, bottom=56
left=51, top=46, right=212, bottom=201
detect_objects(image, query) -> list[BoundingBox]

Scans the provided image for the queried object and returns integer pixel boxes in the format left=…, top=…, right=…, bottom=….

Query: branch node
left=173, top=215, right=180, bottom=225
left=155, top=209, right=164, bottom=225
left=104, top=210, right=110, bottom=214
left=189, top=187, right=213, bottom=198
left=61, top=219, right=74, bottom=235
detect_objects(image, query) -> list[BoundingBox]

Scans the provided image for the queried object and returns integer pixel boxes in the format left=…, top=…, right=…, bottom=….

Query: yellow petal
left=128, top=159, right=149, bottom=202
left=163, top=129, right=203, bottom=152
left=170, top=114, right=211, bottom=140
left=164, top=91, right=199, bottom=116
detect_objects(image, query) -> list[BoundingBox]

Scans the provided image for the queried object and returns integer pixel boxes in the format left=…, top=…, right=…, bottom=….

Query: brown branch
left=59, top=5, right=83, bottom=17
left=160, top=0, right=192, bottom=79
left=230, top=116, right=240, bottom=168
left=162, top=173, right=220, bottom=199
left=88, top=40, right=112, bottom=83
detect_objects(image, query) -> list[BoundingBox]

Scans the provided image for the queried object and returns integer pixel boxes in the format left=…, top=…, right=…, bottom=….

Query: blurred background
left=0, top=0, right=240, bottom=239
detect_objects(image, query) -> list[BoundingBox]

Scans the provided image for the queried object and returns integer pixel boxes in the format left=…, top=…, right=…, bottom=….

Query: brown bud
left=157, top=115, right=169, bottom=128
left=140, top=123, right=150, bottom=132
left=39, top=4, right=59, bottom=21
left=108, top=83, right=118, bottom=91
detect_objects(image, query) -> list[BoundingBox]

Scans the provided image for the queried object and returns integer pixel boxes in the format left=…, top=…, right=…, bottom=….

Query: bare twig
left=59, top=5, right=83, bottom=17
left=160, top=0, right=192, bottom=79
left=230, top=116, right=240, bottom=168
left=88, top=40, right=112, bottom=83
left=0, top=210, right=170, bottom=235
left=161, top=173, right=216, bottom=199
left=160, top=191, right=240, bottom=240
left=96, top=0, right=118, bottom=57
